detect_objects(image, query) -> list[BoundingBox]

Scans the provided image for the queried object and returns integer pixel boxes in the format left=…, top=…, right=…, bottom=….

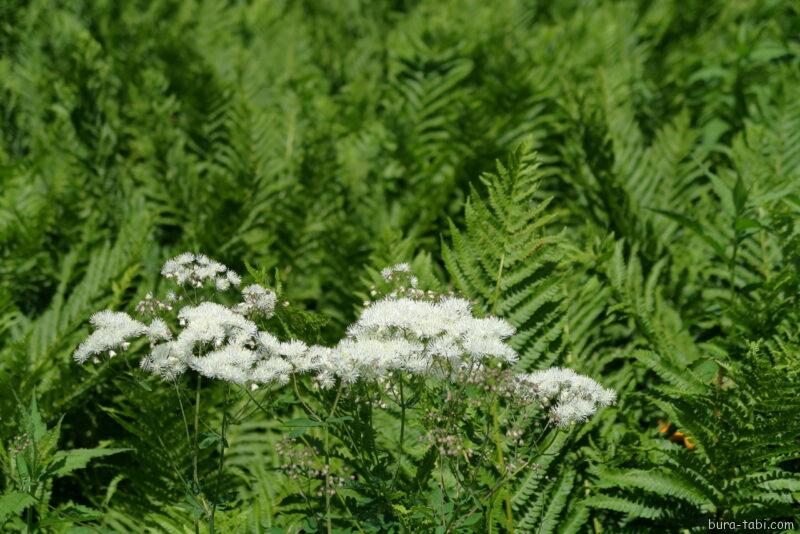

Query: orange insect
left=657, top=421, right=696, bottom=450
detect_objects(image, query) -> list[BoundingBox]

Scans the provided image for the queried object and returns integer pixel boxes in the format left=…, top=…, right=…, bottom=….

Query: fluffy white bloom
left=161, top=252, right=241, bottom=291
left=233, top=284, right=277, bottom=317
left=279, top=340, right=309, bottom=359
left=251, top=358, right=293, bottom=385
left=226, top=270, right=242, bottom=287
left=254, top=331, right=282, bottom=356
left=296, top=345, right=334, bottom=375
left=140, top=342, right=187, bottom=379
left=513, top=368, right=616, bottom=426
left=74, top=311, right=148, bottom=363
left=380, top=262, right=418, bottom=287
left=381, top=262, right=410, bottom=279
left=147, top=318, right=173, bottom=343
left=332, top=337, right=426, bottom=380
left=289, top=290, right=516, bottom=386
left=347, top=296, right=516, bottom=363
left=173, top=302, right=257, bottom=356
left=348, top=297, right=467, bottom=339
left=189, top=345, right=259, bottom=384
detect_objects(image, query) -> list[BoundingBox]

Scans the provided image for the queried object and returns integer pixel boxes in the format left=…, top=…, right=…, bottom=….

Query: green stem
left=293, top=375, right=322, bottom=422
left=491, top=399, right=514, bottom=531
left=26, top=500, right=34, bottom=533
left=210, top=385, right=230, bottom=534
left=325, top=383, right=344, bottom=534
left=390, top=374, right=406, bottom=490
left=193, top=375, right=202, bottom=490
left=174, top=379, right=200, bottom=534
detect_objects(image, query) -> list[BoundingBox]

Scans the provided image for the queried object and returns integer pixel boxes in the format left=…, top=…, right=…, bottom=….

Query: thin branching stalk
left=209, top=385, right=230, bottom=534
left=390, top=373, right=406, bottom=491
left=324, top=382, right=344, bottom=534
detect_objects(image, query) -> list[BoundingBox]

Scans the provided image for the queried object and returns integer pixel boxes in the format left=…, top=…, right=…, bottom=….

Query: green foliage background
left=1, top=0, right=799, bottom=531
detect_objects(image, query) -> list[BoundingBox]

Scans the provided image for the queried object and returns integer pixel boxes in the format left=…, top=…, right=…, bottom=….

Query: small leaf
left=39, top=504, right=103, bottom=526
left=461, top=512, right=481, bottom=526
left=23, top=397, right=47, bottom=441
left=199, top=431, right=221, bottom=449
left=0, top=491, right=35, bottom=524
left=288, top=427, right=307, bottom=439
left=283, top=418, right=323, bottom=428
left=49, top=448, right=128, bottom=478
left=103, top=474, right=127, bottom=506
left=325, top=416, right=353, bottom=424
left=734, top=217, right=761, bottom=233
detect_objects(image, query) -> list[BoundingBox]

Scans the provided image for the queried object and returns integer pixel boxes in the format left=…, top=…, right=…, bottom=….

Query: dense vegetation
left=1, top=0, right=799, bottom=532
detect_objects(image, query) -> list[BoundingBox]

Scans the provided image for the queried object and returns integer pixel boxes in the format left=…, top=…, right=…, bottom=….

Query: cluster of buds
left=276, top=438, right=355, bottom=497
left=161, top=252, right=241, bottom=290
left=9, top=433, right=31, bottom=454
left=505, top=427, right=525, bottom=446
left=371, top=398, right=389, bottom=409
left=135, top=291, right=181, bottom=316
left=420, top=428, right=473, bottom=458
left=276, top=438, right=319, bottom=480
left=313, top=465, right=356, bottom=497
left=364, top=263, right=457, bottom=304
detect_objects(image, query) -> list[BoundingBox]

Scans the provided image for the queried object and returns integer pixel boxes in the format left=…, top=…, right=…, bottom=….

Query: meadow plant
left=73, top=254, right=615, bottom=532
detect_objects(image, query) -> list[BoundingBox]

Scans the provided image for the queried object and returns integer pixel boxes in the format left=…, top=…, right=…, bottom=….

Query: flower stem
left=390, top=374, right=406, bottom=490
left=491, top=398, right=514, bottom=531
left=324, top=383, right=344, bottom=534
left=209, top=385, right=229, bottom=534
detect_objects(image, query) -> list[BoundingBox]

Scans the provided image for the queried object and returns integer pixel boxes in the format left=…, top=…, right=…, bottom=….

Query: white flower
left=226, top=271, right=242, bottom=287
left=251, top=358, right=293, bottom=385
left=296, top=345, right=332, bottom=374
left=74, top=311, right=148, bottom=363
left=147, top=318, right=173, bottom=343
left=513, top=368, right=616, bottom=426
left=279, top=340, right=309, bottom=359
left=140, top=342, right=188, bottom=379
left=298, top=287, right=516, bottom=386
left=381, top=262, right=411, bottom=280
left=254, top=331, right=282, bottom=356
left=347, top=297, right=465, bottom=339
left=233, top=284, right=277, bottom=317
left=333, top=337, right=425, bottom=379
left=189, top=345, right=258, bottom=384
left=173, top=302, right=257, bottom=356
left=161, top=252, right=241, bottom=291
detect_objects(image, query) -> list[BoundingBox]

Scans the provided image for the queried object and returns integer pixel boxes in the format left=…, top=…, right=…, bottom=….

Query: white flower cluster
left=138, top=293, right=291, bottom=384
left=272, top=295, right=517, bottom=388
left=74, top=256, right=615, bottom=427
left=513, top=368, right=617, bottom=426
left=161, top=253, right=242, bottom=290
left=74, top=311, right=149, bottom=363
left=381, top=263, right=418, bottom=287
left=76, top=253, right=291, bottom=385
left=233, top=284, right=277, bottom=316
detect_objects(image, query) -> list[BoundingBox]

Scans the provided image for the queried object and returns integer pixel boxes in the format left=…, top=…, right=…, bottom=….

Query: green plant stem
left=390, top=374, right=406, bottom=491
left=445, top=459, right=531, bottom=533
left=292, top=375, right=322, bottom=422
left=324, top=383, right=344, bottom=534
left=209, top=385, right=230, bottom=534
left=193, top=376, right=203, bottom=534
left=26, top=501, right=34, bottom=533
left=173, top=378, right=200, bottom=534
left=491, top=398, right=514, bottom=532
left=194, top=375, right=202, bottom=490
left=439, top=452, right=447, bottom=529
